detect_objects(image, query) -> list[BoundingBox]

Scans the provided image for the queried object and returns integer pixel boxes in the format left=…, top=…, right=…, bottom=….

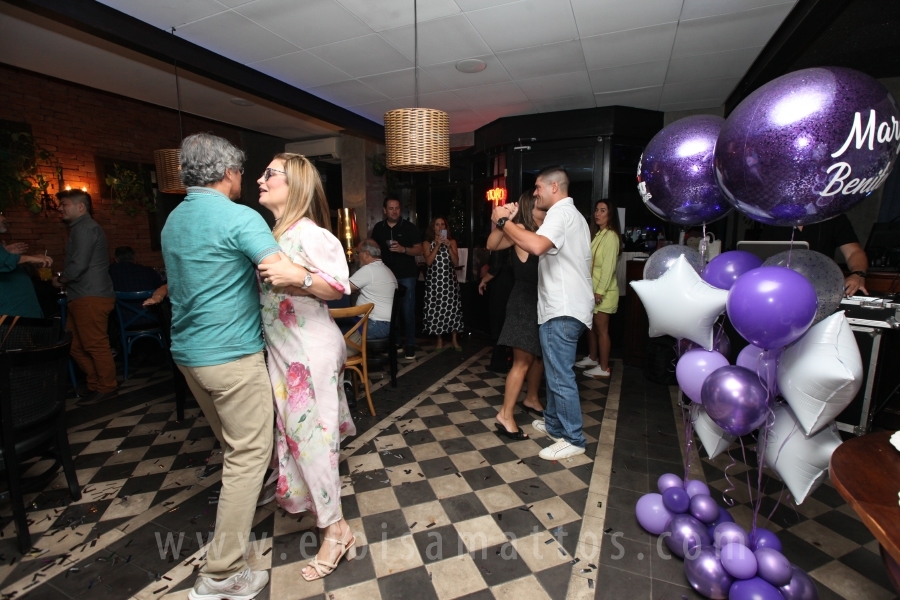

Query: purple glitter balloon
left=658, top=473, right=684, bottom=494
left=701, top=251, right=764, bottom=290
left=665, top=514, right=712, bottom=558
left=662, top=486, right=691, bottom=514
left=701, top=366, right=769, bottom=436
left=713, top=522, right=749, bottom=548
left=715, top=67, right=900, bottom=227
left=727, top=267, right=817, bottom=349
left=684, top=545, right=735, bottom=599
left=690, top=494, right=720, bottom=524
left=755, top=548, right=793, bottom=587
left=750, top=528, right=783, bottom=553
left=779, top=564, right=820, bottom=600
left=729, top=577, right=784, bottom=600
left=638, top=115, right=732, bottom=226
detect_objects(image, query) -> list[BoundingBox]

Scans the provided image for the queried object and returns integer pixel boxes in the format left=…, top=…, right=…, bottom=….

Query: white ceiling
left=94, top=0, right=798, bottom=133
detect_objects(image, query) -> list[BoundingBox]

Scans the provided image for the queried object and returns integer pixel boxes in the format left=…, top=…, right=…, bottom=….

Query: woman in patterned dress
left=255, top=153, right=357, bottom=581
left=421, top=217, right=464, bottom=350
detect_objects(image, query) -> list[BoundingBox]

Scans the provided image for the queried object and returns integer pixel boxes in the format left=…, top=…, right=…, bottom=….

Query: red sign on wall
left=486, top=187, right=507, bottom=205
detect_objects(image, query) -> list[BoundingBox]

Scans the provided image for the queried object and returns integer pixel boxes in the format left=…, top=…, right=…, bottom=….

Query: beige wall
left=340, top=133, right=386, bottom=241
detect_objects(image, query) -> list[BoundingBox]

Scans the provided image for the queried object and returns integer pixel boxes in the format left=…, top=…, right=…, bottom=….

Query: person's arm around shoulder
left=491, top=203, right=555, bottom=256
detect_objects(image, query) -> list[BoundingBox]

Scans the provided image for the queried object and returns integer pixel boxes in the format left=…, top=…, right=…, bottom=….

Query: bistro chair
left=366, top=285, right=406, bottom=388
left=329, top=303, right=375, bottom=416
left=114, top=291, right=168, bottom=379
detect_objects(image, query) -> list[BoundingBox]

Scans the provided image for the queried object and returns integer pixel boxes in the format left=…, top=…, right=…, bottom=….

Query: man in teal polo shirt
left=162, top=133, right=281, bottom=600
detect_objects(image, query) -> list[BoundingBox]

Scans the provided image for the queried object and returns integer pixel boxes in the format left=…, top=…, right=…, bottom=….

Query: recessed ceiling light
left=456, top=59, right=486, bottom=74
left=230, top=98, right=254, bottom=106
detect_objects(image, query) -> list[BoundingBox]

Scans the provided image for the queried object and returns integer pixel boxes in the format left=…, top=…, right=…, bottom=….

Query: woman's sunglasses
left=261, top=168, right=286, bottom=182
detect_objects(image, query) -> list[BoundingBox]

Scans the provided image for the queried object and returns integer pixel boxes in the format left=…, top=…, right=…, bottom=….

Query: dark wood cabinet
left=624, top=259, right=650, bottom=367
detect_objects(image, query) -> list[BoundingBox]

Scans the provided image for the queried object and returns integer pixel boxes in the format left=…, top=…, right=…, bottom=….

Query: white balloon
left=777, top=311, right=863, bottom=436
left=691, top=403, right=735, bottom=459
left=764, top=404, right=842, bottom=504
left=630, top=255, right=729, bottom=350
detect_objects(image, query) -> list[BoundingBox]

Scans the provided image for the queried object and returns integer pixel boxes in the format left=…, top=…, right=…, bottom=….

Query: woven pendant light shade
left=384, top=108, right=450, bottom=172
left=154, top=149, right=186, bottom=194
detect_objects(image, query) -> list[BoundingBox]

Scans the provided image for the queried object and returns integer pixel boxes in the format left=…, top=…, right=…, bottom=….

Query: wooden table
left=830, top=430, right=900, bottom=593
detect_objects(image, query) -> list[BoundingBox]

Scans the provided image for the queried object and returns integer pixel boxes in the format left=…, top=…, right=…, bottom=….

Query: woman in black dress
left=422, top=217, right=464, bottom=350
left=487, top=191, right=546, bottom=439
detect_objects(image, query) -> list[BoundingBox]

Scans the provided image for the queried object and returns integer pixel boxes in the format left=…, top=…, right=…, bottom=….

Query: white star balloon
left=630, top=254, right=729, bottom=350
left=691, top=404, right=735, bottom=459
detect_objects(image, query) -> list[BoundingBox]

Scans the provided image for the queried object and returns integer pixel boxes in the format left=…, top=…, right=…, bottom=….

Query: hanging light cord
left=414, top=0, right=418, bottom=109
left=171, top=27, right=184, bottom=141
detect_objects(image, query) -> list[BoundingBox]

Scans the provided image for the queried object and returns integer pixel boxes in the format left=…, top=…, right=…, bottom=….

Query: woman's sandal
left=301, top=534, right=357, bottom=582
left=495, top=421, right=529, bottom=440
left=523, top=404, right=544, bottom=419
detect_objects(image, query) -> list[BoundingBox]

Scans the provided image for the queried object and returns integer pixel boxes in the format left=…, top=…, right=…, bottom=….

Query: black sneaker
left=343, top=381, right=357, bottom=409
left=404, top=347, right=416, bottom=360
left=77, top=389, right=119, bottom=406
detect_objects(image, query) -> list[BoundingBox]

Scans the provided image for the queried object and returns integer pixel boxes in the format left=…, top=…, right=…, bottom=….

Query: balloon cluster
left=636, top=474, right=820, bottom=600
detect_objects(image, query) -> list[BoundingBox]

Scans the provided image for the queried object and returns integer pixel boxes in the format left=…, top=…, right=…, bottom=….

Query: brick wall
left=0, top=65, right=249, bottom=269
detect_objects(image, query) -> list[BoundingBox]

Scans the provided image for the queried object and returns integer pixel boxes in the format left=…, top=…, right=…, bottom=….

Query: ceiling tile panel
left=588, top=60, right=668, bottom=94
left=658, top=97, right=725, bottom=112
left=517, top=71, right=592, bottom=102
left=250, top=50, right=353, bottom=89
left=336, top=0, right=461, bottom=32
left=465, top=0, right=579, bottom=54
left=379, top=14, right=492, bottom=66
left=672, top=3, right=795, bottom=57
left=358, top=68, right=445, bottom=98
left=237, top=0, right=373, bottom=49
left=308, top=78, right=390, bottom=106
left=594, top=85, right=663, bottom=110
left=496, top=40, right=586, bottom=80
left=455, top=0, right=521, bottom=10
left=580, top=22, right=677, bottom=71
left=475, top=101, right=536, bottom=122
left=176, top=10, right=299, bottom=64
left=660, top=76, right=741, bottom=105
left=349, top=98, right=408, bottom=122
left=422, top=54, right=512, bottom=89
left=665, top=46, right=763, bottom=84
left=682, top=0, right=796, bottom=21
left=570, top=0, right=684, bottom=38
left=531, top=94, right=596, bottom=113
left=413, top=90, right=471, bottom=112
left=308, top=34, right=412, bottom=77
left=95, top=0, right=226, bottom=30
left=452, top=81, right=528, bottom=108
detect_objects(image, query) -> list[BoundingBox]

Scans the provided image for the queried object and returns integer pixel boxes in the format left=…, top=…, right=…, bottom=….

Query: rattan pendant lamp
left=384, top=0, right=450, bottom=171
left=154, top=44, right=187, bottom=194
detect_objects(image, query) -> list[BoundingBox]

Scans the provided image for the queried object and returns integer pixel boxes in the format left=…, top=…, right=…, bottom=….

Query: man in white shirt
left=491, top=166, right=593, bottom=460
left=350, top=239, right=398, bottom=340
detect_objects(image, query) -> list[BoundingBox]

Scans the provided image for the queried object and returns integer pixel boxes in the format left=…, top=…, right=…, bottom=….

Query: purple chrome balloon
left=713, top=522, right=749, bottom=548
left=685, top=479, right=711, bottom=498
left=638, top=115, right=732, bottom=226
left=665, top=514, right=712, bottom=558
left=727, top=267, right=817, bottom=349
left=778, top=565, right=820, bottom=600
left=684, top=545, right=735, bottom=599
left=715, top=67, right=900, bottom=227
left=679, top=322, right=731, bottom=357
left=663, top=487, right=691, bottom=514
left=702, top=251, right=764, bottom=290
left=658, top=473, right=684, bottom=494
left=729, top=577, right=784, bottom=600
left=755, top=548, right=793, bottom=587
left=690, top=494, right=721, bottom=524
left=635, top=493, right=673, bottom=535
left=720, top=542, right=758, bottom=579
left=749, top=528, right=783, bottom=553
left=701, top=366, right=769, bottom=436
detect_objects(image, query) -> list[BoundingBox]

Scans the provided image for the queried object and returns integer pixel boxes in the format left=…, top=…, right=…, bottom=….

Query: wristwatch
left=301, top=272, right=314, bottom=289
left=850, top=271, right=867, bottom=278
left=496, top=217, right=509, bottom=230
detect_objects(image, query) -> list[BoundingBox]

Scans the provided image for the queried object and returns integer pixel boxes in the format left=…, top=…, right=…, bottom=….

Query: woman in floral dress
left=255, top=153, right=357, bottom=582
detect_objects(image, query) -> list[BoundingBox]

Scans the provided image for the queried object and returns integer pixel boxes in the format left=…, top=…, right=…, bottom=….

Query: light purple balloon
left=755, top=548, right=793, bottom=587
left=713, top=522, right=749, bottom=548
left=715, top=67, right=900, bottom=228
left=690, top=494, right=721, bottom=524
left=677, top=349, right=730, bottom=404
left=679, top=322, right=731, bottom=357
left=665, top=514, right=712, bottom=558
left=727, top=266, right=817, bottom=350
left=729, top=577, right=784, bottom=600
left=702, top=366, right=769, bottom=436
left=684, top=545, right=735, bottom=599
left=749, top=528, right=783, bottom=553
left=662, top=487, right=690, bottom=514
left=736, top=345, right=781, bottom=396
left=635, top=493, right=674, bottom=535
left=638, top=115, right=732, bottom=226
left=702, top=251, right=763, bottom=290
left=658, top=473, right=684, bottom=494
left=685, top=479, right=711, bottom=498
left=778, top=565, right=820, bottom=600
left=721, top=542, right=758, bottom=579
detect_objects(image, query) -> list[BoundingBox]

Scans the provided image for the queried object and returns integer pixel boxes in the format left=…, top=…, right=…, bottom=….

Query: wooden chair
left=366, top=285, right=406, bottom=388
left=329, top=303, right=376, bottom=416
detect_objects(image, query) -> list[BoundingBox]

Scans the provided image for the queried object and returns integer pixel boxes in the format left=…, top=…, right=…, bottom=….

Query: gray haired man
left=350, top=238, right=398, bottom=339
left=162, top=133, right=284, bottom=600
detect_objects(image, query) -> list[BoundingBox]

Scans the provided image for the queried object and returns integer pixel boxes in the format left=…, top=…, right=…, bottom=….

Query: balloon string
left=738, top=438, right=757, bottom=534
left=788, top=227, right=796, bottom=268
left=682, top=401, right=694, bottom=483
left=699, top=224, right=708, bottom=269
left=720, top=442, right=739, bottom=508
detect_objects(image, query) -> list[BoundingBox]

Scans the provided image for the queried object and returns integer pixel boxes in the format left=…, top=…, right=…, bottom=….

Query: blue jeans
left=367, top=319, right=390, bottom=340
left=397, top=277, right=417, bottom=350
left=539, top=316, right=587, bottom=448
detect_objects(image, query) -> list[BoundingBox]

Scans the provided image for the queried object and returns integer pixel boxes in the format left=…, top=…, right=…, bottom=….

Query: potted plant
left=105, top=164, right=156, bottom=216
left=0, top=126, right=55, bottom=214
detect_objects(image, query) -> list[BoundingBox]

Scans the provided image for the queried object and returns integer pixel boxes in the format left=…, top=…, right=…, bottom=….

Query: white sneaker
left=584, top=365, right=611, bottom=379
left=539, top=440, right=586, bottom=461
left=189, top=568, right=269, bottom=600
left=574, top=357, right=598, bottom=368
left=531, top=419, right=562, bottom=442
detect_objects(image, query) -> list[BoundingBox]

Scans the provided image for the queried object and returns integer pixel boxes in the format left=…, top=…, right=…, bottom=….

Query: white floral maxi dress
left=259, top=218, right=356, bottom=527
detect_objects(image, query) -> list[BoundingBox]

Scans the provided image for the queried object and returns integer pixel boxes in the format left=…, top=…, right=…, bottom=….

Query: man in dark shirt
left=760, top=213, right=869, bottom=296
left=370, top=198, right=423, bottom=360
left=52, top=191, right=118, bottom=404
left=109, top=246, right=163, bottom=292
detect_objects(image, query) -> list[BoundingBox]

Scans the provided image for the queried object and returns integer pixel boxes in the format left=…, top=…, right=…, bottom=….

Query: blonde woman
left=255, top=154, right=357, bottom=582
left=576, top=200, right=620, bottom=378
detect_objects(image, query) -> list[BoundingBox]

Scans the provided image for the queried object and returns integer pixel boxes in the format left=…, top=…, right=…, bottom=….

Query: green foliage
left=105, top=164, right=156, bottom=216
left=0, top=128, right=54, bottom=213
